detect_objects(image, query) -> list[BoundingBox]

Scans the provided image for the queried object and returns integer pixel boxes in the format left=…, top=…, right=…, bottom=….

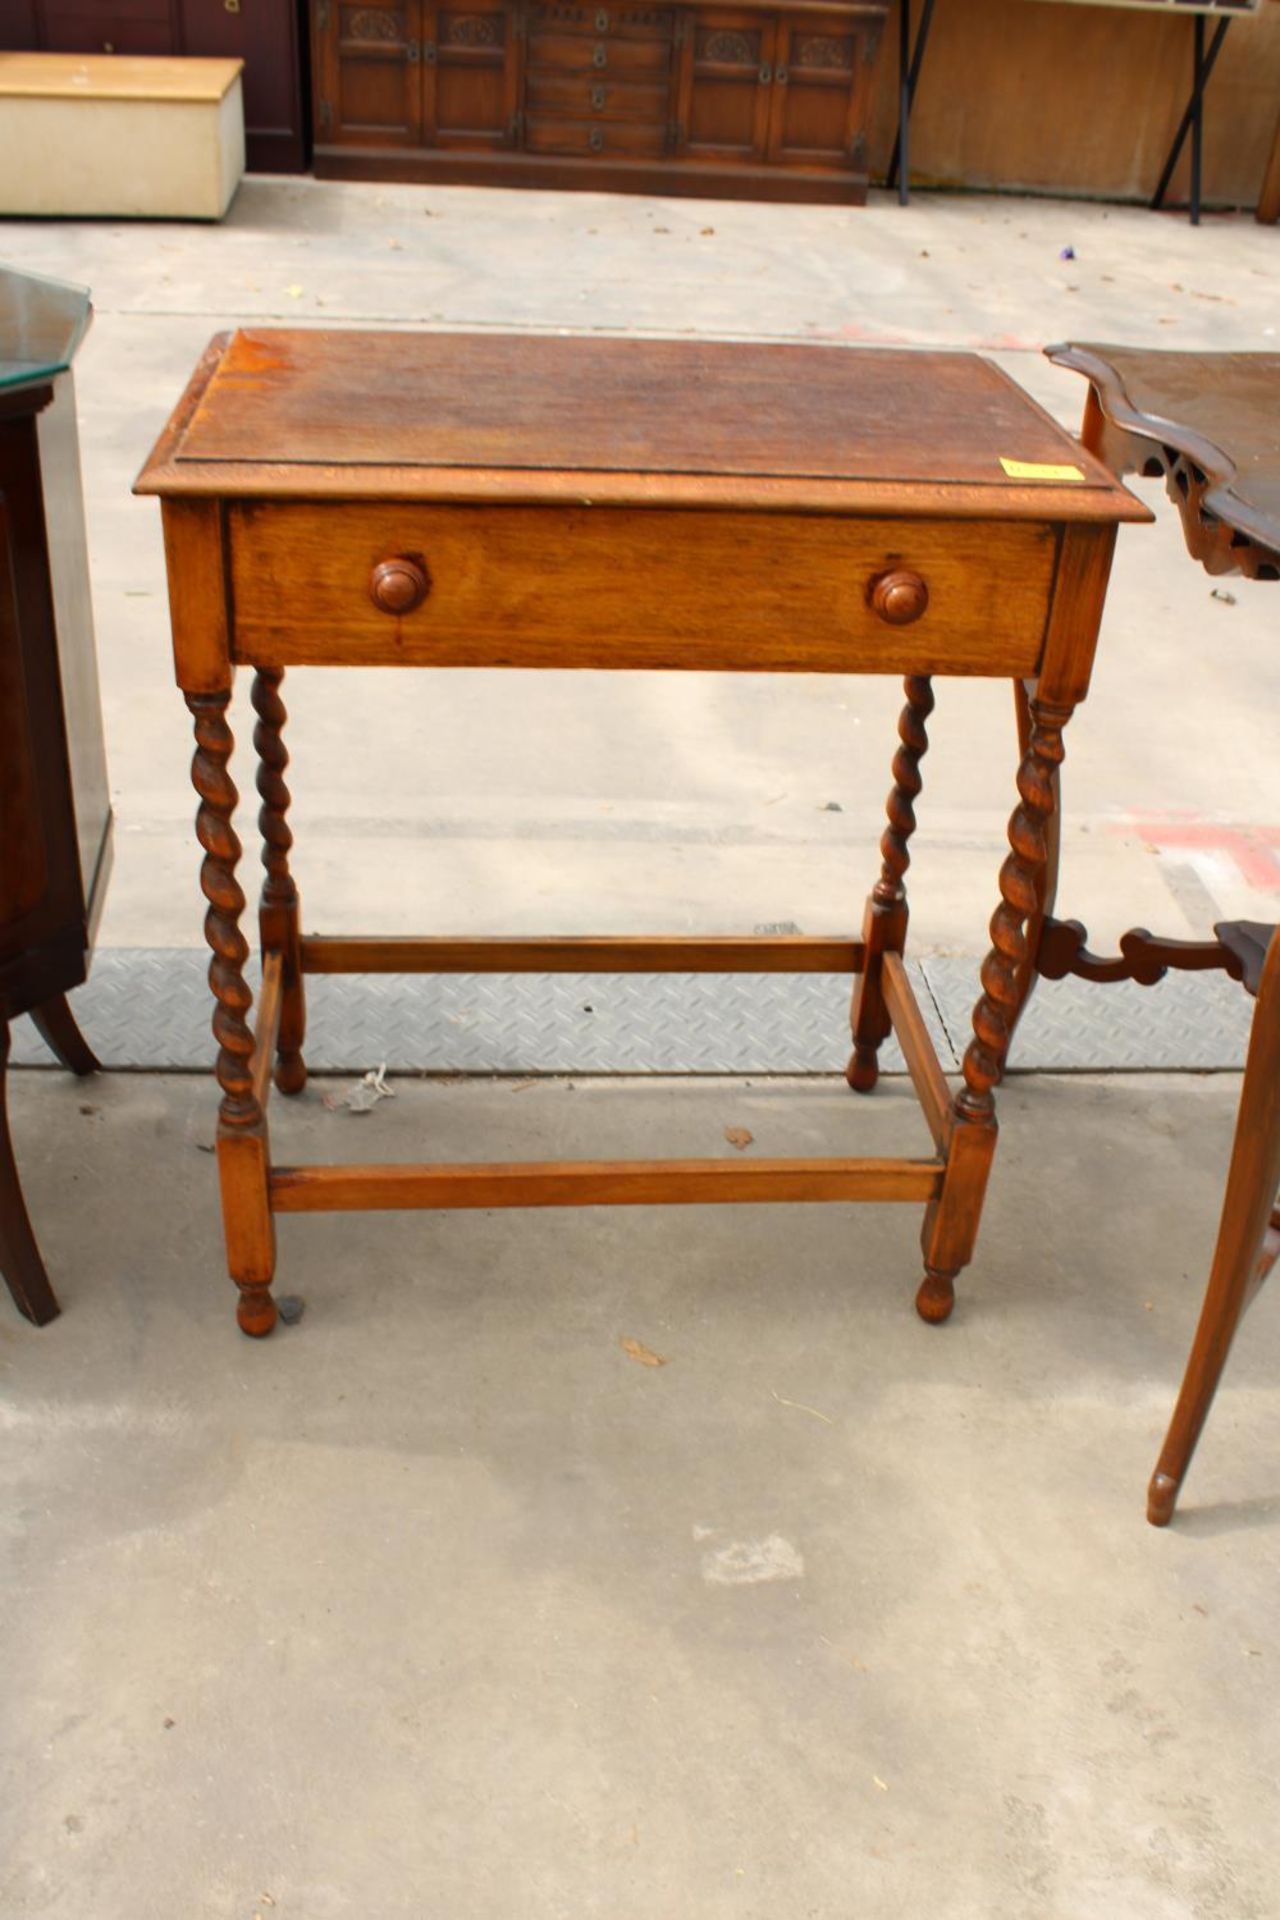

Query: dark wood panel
left=0, top=496, right=48, bottom=929
left=428, top=1, right=516, bottom=142
left=678, top=10, right=774, bottom=159
left=0, top=391, right=101, bottom=1017
left=182, top=0, right=308, bottom=171
left=4, top=0, right=308, bottom=170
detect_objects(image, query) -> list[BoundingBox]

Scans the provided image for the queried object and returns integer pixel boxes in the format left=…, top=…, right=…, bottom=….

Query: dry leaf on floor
left=621, top=1336, right=668, bottom=1367
left=724, top=1126, right=754, bottom=1150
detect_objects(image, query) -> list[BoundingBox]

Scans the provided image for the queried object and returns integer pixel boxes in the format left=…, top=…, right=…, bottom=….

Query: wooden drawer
left=228, top=503, right=1059, bottom=676
left=525, top=73, right=670, bottom=119
left=527, top=30, right=672, bottom=75
left=529, top=3, right=676, bottom=40
left=525, top=113, right=667, bottom=154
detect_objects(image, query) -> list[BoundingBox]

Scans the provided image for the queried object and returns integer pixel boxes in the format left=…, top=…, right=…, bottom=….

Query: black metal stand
left=886, top=0, right=938, bottom=204
left=1151, top=14, right=1231, bottom=225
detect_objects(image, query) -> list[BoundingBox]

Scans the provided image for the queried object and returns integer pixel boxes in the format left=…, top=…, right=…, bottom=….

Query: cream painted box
left=0, top=55, right=245, bottom=220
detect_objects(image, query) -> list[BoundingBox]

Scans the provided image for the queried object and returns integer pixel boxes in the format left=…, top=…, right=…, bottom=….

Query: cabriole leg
left=1149, top=930, right=1280, bottom=1523
left=188, top=690, right=277, bottom=1337
left=252, top=668, right=307, bottom=1095
left=0, top=1021, right=60, bottom=1326
left=847, top=674, right=934, bottom=1093
left=28, top=994, right=100, bottom=1076
left=919, top=697, right=1072, bottom=1323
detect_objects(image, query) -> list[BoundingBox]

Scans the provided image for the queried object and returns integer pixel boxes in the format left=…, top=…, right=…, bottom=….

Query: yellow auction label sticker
left=999, top=457, right=1086, bottom=482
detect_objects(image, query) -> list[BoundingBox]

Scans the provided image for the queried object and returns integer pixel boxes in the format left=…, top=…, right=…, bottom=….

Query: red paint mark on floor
left=1117, top=814, right=1280, bottom=892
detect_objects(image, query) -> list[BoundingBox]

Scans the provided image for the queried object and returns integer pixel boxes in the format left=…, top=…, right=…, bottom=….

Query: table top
left=1049, top=342, right=1280, bottom=567
left=135, top=329, right=1146, bottom=523
left=0, top=263, right=90, bottom=394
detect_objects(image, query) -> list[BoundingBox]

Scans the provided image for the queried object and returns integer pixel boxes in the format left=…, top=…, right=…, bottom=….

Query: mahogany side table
left=1047, top=343, right=1280, bottom=1524
left=135, top=331, right=1145, bottom=1338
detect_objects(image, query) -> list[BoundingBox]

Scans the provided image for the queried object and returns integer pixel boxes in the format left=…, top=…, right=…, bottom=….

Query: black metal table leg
left=1151, top=14, right=1230, bottom=221
left=887, top=0, right=938, bottom=203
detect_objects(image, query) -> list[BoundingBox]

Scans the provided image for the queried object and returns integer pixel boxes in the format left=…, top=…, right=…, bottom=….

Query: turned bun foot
left=1147, top=1471, right=1179, bottom=1527
left=274, top=1051, right=307, bottom=1096
left=846, top=1044, right=881, bottom=1094
left=916, top=1267, right=956, bottom=1323
left=236, top=1289, right=278, bottom=1338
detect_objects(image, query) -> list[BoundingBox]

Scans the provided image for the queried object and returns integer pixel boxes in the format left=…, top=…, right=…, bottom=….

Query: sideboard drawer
left=529, top=3, right=677, bottom=39
left=525, top=114, right=669, bottom=154
left=228, top=503, right=1058, bottom=675
left=527, top=30, right=674, bottom=74
left=525, top=73, right=671, bottom=118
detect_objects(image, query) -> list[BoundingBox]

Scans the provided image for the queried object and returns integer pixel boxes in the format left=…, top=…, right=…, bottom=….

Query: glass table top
left=0, top=262, right=92, bottom=391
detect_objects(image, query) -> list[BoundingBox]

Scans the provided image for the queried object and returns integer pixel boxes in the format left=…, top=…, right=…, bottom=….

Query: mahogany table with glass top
left=135, top=331, right=1146, bottom=1339
left=1047, top=343, right=1280, bottom=1523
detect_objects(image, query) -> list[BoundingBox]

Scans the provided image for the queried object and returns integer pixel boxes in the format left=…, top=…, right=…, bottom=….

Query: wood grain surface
left=269, top=1155, right=945, bottom=1213
left=136, top=330, right=1145, bottom=524
left=229, top=501, right=1058, bottom=673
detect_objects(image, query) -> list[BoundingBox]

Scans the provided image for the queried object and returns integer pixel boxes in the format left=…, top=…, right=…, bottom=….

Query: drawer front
left=529, top=3, right=676, bottom=39
left=527, top=30, right=672, bottom=75
left=525, top=113, right=668, bottom=154
left=229, top=504, right=1058, bottom=676
left=525, top=72, right=670, bottom=119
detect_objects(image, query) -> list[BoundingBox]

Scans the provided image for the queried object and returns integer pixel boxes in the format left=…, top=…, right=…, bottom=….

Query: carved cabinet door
left=314, top=0, right=427, bottom=148
left=764, top=14, right=861, bottom=169
left=422, top=3, right=522, bottom=147
left=673, top=9, right=778, bottom=163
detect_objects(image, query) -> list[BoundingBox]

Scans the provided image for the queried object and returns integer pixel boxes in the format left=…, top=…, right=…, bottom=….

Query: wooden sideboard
left=311, top=0, right=889, bottom=200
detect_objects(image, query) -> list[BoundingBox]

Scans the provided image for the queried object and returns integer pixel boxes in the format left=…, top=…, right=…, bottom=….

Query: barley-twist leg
left=959, top=700, right=1070, bottom=1119
left=252, top=668, right=306, bottom=1094
left=189, top=692, right=259, bottom=1128
left=188, top=691, right=276, bottom=1336
left=848, top=675, right=935, bottom=1093
left=916, top=698, right=1072, bottom=1324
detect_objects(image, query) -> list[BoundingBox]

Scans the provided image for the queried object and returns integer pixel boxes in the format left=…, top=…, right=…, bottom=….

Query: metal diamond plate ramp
left=8, top=949, right=1251, bottom=1075
left=921, top=957, right=1251, bottom=1072
left=6, top=949, right=931, bottom=1075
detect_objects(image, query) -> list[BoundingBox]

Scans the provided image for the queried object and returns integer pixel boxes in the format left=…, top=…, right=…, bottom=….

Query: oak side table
left=135, top=331, right=1146, bottom=1337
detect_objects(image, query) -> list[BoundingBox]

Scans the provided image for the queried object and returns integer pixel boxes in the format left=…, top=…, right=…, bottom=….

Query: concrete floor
left=3, top=181, right=1280, bottom=1915
left=3, top=1067, right=1280, bottom=1918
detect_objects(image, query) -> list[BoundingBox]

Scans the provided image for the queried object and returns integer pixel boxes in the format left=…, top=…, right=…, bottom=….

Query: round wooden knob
left=871, top=570, right=929, bottom=626
left=370, top=556, right=429, bottom=616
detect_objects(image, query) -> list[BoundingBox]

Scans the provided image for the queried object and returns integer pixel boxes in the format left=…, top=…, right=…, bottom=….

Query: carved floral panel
left=694, top=26, right=760, bottom=64
left=440, top=10, right=505, bottom=45
left=341, top=6, right=405, bottom=41
left=792, top=34, right=853, bottom=70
